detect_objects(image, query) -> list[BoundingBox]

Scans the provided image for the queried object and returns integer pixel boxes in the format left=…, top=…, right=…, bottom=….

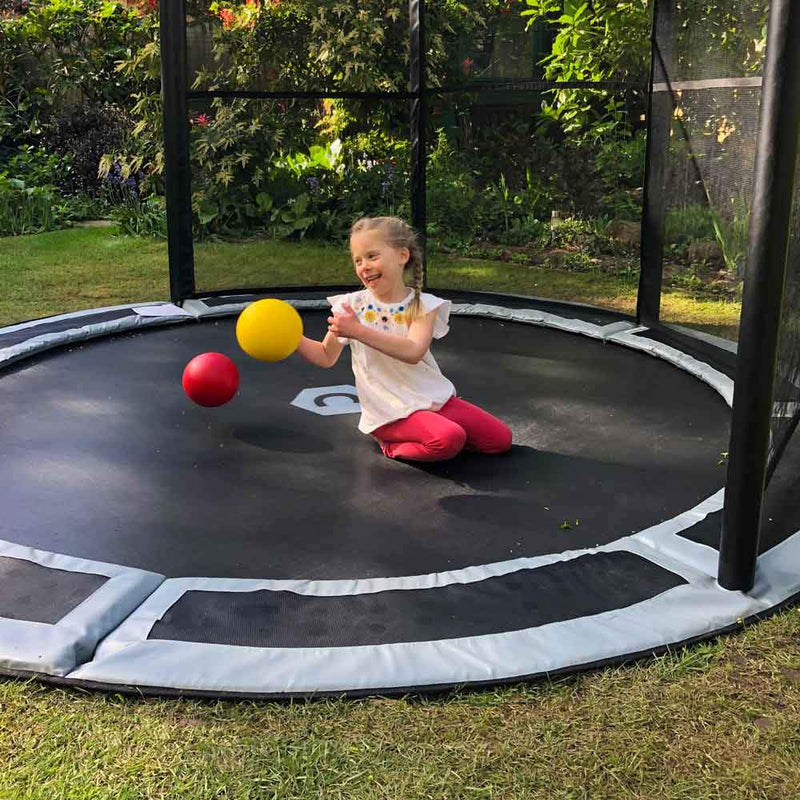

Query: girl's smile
left=350, top=229, right=410, bottom=303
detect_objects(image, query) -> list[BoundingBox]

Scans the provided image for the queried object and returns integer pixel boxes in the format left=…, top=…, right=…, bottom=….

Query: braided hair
left=350, top=216, right=423, bottom=323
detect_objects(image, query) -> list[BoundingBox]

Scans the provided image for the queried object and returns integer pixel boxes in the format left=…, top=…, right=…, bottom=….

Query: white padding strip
left=666, top=323, right=738, bottom=354
left=0, top=539, right=163, bottom=676
left=607, top=329, right=734, bottom=407
left=653, top=77, right=762, bottom=93
left=0, top=307, right=191, bottom=369
left=0, top=302, right=165, bottom=336
left=185, top=298, right=331, bottom=318
left=189, top=298, right=633, bottom=342
left=633, top=490, right=726, bottom=579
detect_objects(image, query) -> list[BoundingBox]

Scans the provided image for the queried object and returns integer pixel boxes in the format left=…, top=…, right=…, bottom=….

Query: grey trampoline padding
left=148, top=551, right=686, bottom=648
left=0, top=309, right=138, bottom=348
left=0, top=556, right=108, bottom=624
left=0, top=539, right=163, bottom=676
left=70, top=537, right=800, bottom=695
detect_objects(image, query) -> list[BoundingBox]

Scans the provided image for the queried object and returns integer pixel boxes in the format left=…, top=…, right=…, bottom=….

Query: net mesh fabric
left=771, top=172, right=800, bottom=477
left=655, top=0, right=800, bottom=480
left=656, top=0, right=766, bottom=336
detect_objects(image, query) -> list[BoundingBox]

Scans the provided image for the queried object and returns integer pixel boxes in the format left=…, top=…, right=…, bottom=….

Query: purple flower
left=307, top=177, right=320, bottom=193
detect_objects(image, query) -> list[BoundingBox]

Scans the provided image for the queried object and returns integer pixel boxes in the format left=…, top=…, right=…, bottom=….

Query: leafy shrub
left=593, top=131, right=646, bottom=219
left=0, top=175, right=57, bottom=234
left=54, top=192, right=108, bottom=222
left=44, top=104, right=131, bottom=197
left=595, top=131, right=647, bottom=189
left=548, top=217, right=610, bottom=254
left=496, top=216, right=549, bottom=247
left=521, top=0, right=650, bottom=142
left=426, top=131, right=478, bottom=243
left=0, top=2, right=32, bottom=13
left=475, top=170, right=552, bottom=243
left=665, top=205, right=717, bottom=247
left=2, top=144, right=69, bottom=186
left=111, top=196, right=167, bottom=238
left=5, top=0, right=157, bottom=105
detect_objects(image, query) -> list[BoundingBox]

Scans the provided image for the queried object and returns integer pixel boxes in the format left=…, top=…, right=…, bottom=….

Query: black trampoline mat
left=0, top=556, right=107, bottom=624
left=150, top=551, right=686, bottom=648
left=0, top=310, right=731, bottom=579
left=681, top=427, right=800, bottom=554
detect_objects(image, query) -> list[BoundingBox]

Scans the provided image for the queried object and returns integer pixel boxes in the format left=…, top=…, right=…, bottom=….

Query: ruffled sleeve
left=327, top=292, right=353, bottom=345
left=419, top=293, right=451, bottom=339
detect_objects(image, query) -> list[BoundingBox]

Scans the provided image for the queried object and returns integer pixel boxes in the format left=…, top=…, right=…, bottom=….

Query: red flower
left=219, top=8, right=235, bottom=27
left=193, top=113, right=211, bottom=127
left=461, top=57, right=474, bottom=76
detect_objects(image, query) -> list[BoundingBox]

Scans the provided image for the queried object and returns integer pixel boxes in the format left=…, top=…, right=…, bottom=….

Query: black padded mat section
left=680, top=431, right=800, bottom=554
left=0, top=556, right=107, bottom=624
left=0, top=310, right=730, bottom=579
left=0, top=309, right=138, bottom=349
left=762, top=432, right=800, bottom=552
left=149, top=551, right=685, bottom=647
left=678, top=509, right=722, bottom=550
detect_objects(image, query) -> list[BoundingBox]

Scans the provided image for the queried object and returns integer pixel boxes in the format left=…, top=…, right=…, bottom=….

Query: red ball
left=182, top=352, right=240, bottom=407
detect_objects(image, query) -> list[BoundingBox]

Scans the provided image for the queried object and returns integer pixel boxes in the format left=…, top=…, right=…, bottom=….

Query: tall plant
left=521, top=0, right=650, bottom=141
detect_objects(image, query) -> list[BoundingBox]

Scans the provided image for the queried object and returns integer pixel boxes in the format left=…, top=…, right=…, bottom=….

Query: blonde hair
left=350, top=216, right=424, bottom=322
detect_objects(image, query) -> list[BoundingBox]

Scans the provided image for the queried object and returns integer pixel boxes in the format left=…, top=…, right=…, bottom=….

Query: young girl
left=296, top=216, right=512, bottom=462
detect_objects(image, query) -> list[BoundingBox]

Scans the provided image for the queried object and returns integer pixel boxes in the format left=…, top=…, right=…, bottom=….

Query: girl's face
left=350, top=229, right=410, bottom=300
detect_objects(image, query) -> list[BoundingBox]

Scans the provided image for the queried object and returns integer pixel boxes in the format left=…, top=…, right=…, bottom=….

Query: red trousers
left=372, top=397, right=513, bottom=462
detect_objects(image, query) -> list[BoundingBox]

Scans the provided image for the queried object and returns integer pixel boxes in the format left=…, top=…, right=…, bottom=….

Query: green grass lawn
left=3, top=226, right=792, bottom=799
left=0, top=227, right=741, bottom=339
left=1, top=612, right=799, bottom=800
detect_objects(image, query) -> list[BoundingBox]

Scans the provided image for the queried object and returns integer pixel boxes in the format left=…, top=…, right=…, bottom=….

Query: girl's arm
left=296, top=332, right=345, bottom=368
left=329, top=304, right=436, bottom=365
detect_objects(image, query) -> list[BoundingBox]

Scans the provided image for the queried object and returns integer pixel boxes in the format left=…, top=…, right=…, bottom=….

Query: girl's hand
left=328, top=303, right=362, bottom=339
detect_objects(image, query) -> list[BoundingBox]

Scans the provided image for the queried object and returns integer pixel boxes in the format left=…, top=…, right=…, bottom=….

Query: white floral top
left=327, top=288, right=456, bottom=433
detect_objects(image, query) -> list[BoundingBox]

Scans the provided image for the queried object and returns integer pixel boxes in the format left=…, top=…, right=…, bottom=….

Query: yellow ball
left=235, top=299, right=303, bottom=362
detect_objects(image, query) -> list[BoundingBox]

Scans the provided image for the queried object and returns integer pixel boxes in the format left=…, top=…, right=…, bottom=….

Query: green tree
left=521, top=0, right=651, bottom=140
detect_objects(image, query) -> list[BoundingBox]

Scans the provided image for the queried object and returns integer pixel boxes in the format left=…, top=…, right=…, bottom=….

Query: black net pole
left=159, top=0, right=195, bottom=302
left=719, top=0, right=800, bottom=592
left=409, top=0, right=427, bottom=286
left=637, top=0, right=671, bottom=327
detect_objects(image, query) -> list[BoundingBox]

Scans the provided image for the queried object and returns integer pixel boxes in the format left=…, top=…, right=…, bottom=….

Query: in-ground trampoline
left=4, top=0, right=800, bottom=697
left=1, top=292, right=800, bottom=697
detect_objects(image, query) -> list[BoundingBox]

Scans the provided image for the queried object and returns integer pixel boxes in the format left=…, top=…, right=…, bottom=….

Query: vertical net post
left=637, top=0, right=671, bottom=327
left=719, top=0, right=800, bottom=592
left=160, top=0, right=195, bottom=302
left=409, top=0, right=427, bottom=286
